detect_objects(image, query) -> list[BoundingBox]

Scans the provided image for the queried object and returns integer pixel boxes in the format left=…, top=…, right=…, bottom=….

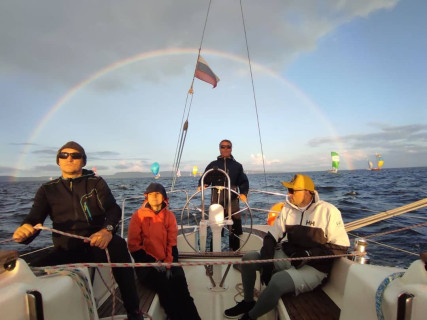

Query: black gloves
left=290, top=250, right=311, bottom=269
left=260, top=232, right=277, bottom=285
left=261, top=265, right=273, bottom=285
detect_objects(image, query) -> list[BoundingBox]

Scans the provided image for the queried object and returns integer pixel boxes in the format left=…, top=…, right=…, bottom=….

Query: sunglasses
left=287, top=188, right=304, bottom=194
left=58, top=152, right=83, bottom=160
left=220, top=145, right=232, bottom=149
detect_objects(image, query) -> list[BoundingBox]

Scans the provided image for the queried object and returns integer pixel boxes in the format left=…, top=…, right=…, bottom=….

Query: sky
left=1, top=0, right=426, bottom=178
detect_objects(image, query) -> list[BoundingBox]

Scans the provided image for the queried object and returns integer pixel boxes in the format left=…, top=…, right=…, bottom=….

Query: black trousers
left=31, top=235, right=140, bottom=315
left=131, top=250, right=201, bottom=320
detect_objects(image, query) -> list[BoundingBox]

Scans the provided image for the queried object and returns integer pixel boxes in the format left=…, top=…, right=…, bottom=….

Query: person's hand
left=197, top=184, right=208, bottom=192
left=86, top=229, right=113, bottom=249
left=13, top=223, right=41, bottom=243
left=239, top=194, right=247, bottom=202
left=261, top=264, right=273, bottom=285
left=154, top=261, right=166, bottom=273
left=290, top=250, right=311, bottom=269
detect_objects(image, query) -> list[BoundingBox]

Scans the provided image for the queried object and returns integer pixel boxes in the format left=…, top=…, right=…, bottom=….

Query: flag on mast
left=194, top=55, right=220, bottom=88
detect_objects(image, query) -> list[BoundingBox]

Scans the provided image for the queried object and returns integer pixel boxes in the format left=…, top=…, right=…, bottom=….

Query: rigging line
left=171, top=96, right=191, bottom=190
left=172, top=0, right=211, bottom=190
left=356, top=221, right=427, bottom=240
left=405, top=214, right=427, bottom=220
left=171, top=117, right=190, bottom=190
left=338, top=205, right=379, bottom=213
left=171, top=94, right=194, bottom=190
left=347, top=234, right=419, bottom=257
left=198, top=0, right=213, bottom=54
left=175, top=128, right=190, bottom=179
left=239, top=0, right=268, bottom=191
left=191, top=0, right=213, bottom=81
left=345, top=198, right=427, bottom=231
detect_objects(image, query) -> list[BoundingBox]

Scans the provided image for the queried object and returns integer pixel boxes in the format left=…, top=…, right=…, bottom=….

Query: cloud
left=32, top=148, right=57, bottom=155
left=306, top=123, right=427, bottom=169
left=309, top=123, right=427, bottom=151
left=250, top=153, right=281, bottom=167
left=0, top=0, right=398, bottom=89
left=89, top=151, right=121, bottom=160
left=33, top=164, right=60, bottom=172
left=114, top=160, right=150, bottom=172
left=9, top=142, right=39, bottom=146
left=0, top=166, right=16, bottom=175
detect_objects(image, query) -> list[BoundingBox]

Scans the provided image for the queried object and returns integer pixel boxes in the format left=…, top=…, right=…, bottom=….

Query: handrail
left=345, top=198, right=427, bottom=231
left=119, top=189, right=190, bottom=237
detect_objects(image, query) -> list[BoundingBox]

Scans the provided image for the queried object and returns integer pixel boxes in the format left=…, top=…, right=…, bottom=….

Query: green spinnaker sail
left=331, top=152, right=340, bottom=171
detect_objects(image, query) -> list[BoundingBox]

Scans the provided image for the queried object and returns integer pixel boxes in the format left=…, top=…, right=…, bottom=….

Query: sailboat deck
left=97, top=280, right=156, bottom=318
left=281, top=287, right=340, bottom=320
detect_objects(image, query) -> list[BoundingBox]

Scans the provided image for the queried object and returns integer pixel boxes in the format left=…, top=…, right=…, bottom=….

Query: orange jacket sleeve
left=127, top=210, right=143, bottom=253
left=164, top=211, right=178, bottom=263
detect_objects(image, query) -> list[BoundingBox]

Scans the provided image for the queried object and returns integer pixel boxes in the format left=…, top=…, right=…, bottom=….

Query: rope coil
left=375, top=272, right=405, bottom=320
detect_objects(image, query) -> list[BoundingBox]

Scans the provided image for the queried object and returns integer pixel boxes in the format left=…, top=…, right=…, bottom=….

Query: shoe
left=224, top=300, right=256, bottom=318
left=239, top=313, right=253, bottom=320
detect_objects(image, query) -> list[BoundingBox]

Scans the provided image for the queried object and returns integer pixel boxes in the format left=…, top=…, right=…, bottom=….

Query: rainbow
left=14, top=47, right=353, bottom=178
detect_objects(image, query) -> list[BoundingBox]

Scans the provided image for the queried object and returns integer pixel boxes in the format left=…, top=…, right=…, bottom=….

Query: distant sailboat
left=192, top=166, right=198, bottom=177
left=328, top=152, right=340, bottom=173
left=176, top=169, right=181, bottom=177
left=150, top=162, right=161, bottom=179
left=368, top=154, right=384, bottom=171
left=377, top=154, right=384, bottom=169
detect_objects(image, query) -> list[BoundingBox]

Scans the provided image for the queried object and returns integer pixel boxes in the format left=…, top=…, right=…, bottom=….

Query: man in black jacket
left=198, top=139, right=249, bottom=250
left=13, top=141, right=143, bottom=320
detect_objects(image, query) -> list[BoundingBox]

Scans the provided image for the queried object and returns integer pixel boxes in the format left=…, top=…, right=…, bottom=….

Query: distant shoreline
left=2, top=166, right=426, bottom=182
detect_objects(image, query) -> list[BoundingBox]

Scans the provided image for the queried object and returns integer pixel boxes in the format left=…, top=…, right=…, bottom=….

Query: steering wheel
left=180, top=186, right=253, bottom=253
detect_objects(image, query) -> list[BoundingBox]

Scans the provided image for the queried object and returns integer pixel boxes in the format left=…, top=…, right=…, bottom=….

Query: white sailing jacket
left=269, top=191, right=350, bottom=273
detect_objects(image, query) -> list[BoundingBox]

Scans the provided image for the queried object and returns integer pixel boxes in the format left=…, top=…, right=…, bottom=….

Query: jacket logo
left=305, top=220, right=315, bottom=226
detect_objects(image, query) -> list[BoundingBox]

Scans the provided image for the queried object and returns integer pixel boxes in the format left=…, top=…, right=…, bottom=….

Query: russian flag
left=194, top=56, right=220, bottom=88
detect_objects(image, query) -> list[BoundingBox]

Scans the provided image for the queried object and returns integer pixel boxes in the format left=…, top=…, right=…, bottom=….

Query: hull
left=2, top=187, right=426, bottom=320
left=1, top=224, right=426, bottom=320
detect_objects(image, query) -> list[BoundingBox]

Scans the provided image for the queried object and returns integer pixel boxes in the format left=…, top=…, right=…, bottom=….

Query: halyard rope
left=0, top=238, right=14, bottom=244
left=5, top=225, right=365, bottom=269
left=375, top=272, right=405, bottom=320
left=7, top=225, right=365, bottom=319
left=45, top=268, right=96, bottom=320
left=32, top=225, right=117, bottom=318
left=32, top=252, right=364, bottom=270
left=345, top=198, right=427, bottom=231
left=348, top=221, right=427, bottom=257
left=358, top=221, right=427, bottom=239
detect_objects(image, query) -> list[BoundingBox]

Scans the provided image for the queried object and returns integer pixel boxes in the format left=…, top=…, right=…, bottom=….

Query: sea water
left=1, top=167, right=426, bottom=268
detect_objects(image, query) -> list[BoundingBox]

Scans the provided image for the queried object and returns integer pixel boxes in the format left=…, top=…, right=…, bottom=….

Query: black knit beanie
left=144, top=183, right=168, bottom=200
left=56, top=141, right=87, bottom=165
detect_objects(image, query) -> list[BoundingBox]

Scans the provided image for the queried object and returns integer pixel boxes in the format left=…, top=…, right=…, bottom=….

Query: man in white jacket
left=224, top=174, right=350, bottom=320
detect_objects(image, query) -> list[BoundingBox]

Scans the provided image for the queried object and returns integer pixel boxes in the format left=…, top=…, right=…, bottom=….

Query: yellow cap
left=281, top=174, right=315, bottom=192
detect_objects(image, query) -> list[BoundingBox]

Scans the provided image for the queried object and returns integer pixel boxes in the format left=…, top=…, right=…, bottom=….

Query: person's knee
left=243, top=251, right=260, bottom=261
left=269, top=271, right=295, bottom=294
left=107, top=235, right=132, bottom=262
